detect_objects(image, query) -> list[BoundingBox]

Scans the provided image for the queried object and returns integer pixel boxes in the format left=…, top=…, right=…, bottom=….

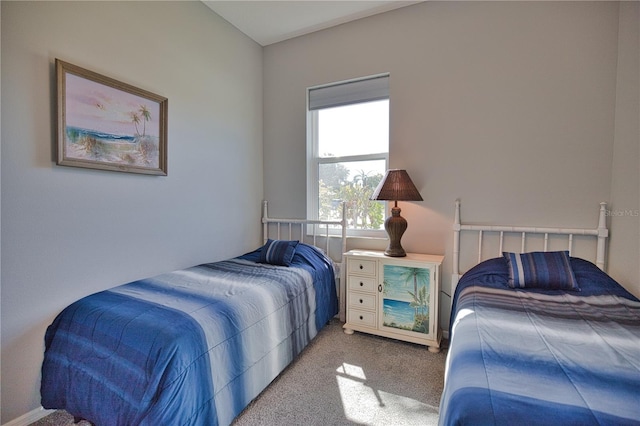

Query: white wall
left=609, top=1, right=640, bottom=297
left=1, top=1, right=263, bottom=422
left=263, top=2, right=634, bottom=327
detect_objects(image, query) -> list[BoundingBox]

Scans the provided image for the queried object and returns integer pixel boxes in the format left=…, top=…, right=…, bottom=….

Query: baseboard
left=3, top=407, right=55, bottom=426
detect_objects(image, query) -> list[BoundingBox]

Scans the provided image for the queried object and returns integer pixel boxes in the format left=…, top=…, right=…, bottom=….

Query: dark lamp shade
left=370, top=169, right=423, bottom=202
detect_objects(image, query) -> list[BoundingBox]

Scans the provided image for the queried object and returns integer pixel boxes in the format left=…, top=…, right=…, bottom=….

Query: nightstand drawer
left=348, top=276, right=377, bottom=293
left=347, top=309, right=376, bottom=328
left=347, top=259, right=377, bottom=276
left=348, top=292, right=376, bottom=310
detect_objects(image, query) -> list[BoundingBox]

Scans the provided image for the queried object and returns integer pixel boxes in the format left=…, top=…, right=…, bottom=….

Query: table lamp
left=370, top=169, right=423, bottom=257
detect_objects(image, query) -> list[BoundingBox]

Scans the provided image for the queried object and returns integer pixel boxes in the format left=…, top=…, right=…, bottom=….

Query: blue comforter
left=41, top=243, right=337, bottom=425
left=439, top=257, right=640, bottom=426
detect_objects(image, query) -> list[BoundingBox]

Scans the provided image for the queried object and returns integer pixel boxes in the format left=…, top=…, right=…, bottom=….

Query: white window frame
left=306, top=74, right=390, bottom=238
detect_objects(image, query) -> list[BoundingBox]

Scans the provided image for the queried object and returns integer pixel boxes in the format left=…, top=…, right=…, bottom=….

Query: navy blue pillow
left=503, top=251, right=579, bottom=291
left=259, top=239, right=299, bottom=267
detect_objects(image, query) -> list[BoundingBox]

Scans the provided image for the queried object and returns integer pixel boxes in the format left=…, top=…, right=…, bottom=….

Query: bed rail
left=262, top=200, right=348, bottom=321
left=452, top=200, right=608, bottom=302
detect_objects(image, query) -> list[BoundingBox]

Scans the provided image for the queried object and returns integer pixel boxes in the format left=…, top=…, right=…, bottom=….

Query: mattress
left=41, top=243, right=338, bottom=425
left=439, top=257, right=640, bottom=426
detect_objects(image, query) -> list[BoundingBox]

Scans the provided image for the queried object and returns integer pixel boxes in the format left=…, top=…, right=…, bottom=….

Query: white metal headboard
left=452, top=200, right=609, bottom=298
left=261, top=200, right=348, bottom=321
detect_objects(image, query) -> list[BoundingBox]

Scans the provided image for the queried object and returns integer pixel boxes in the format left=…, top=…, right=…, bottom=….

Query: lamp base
left=384, top=247, right=407, bottom=257
left=384, top=206, right=407, bottom=257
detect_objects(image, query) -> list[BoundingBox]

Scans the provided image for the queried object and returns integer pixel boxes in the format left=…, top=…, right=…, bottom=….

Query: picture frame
left=56, top=59, right=168, bottom=175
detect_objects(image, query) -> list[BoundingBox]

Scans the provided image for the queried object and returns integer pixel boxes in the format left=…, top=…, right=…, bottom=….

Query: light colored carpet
left=32, top=320, right=447, bottom=426
left=28, top=411, right=92, bottom=426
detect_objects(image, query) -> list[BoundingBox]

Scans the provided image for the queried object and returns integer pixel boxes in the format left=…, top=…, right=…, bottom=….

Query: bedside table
left=343, top=250, right=444, bottom=353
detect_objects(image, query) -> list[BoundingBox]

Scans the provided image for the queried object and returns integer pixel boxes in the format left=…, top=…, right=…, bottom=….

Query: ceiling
left=203, top=1, right=424, bottom=46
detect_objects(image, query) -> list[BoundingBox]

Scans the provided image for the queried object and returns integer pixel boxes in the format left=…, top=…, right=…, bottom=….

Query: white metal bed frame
left=452, top=199, right=609, bottom=299
left=261, top=200, right=348, bottom=321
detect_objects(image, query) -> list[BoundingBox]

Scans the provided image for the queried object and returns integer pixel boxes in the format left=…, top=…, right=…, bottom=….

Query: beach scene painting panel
left=56, top=59, right=168, bottom=175
left=382, top=264, right=431, bottom=334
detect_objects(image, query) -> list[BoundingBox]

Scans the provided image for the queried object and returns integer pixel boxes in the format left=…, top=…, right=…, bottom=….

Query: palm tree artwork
left=60, top=64, right=166, bottom=174
left=382, top=265, right=431, bottom=334
left=138, top=105, right=151, bottom=136
left=131, top=105, right=151, bottom=137
left=130, top=112, right=141, bottom=135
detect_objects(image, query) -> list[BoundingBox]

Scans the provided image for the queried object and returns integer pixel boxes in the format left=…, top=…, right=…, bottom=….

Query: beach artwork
left=382, top=264, right=431, bottom=334
left=57, top=60, right=167, bottom=175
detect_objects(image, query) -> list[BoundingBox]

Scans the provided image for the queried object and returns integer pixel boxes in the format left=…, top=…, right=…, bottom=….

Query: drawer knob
left=359, top=299, right=363, bottom=304
left=359, top=315, right=363, bottom=320
left=360, top=282, right=364, bottom=286
left=359, top=264, right=364, bottom=270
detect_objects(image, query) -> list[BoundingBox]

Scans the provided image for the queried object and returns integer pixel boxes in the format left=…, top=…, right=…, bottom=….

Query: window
left=307, top=75, right=389, bottom=235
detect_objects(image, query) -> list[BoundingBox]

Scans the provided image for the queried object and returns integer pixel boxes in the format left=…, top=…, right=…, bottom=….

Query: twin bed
left=40, top=202, right=346, bottom=425
left=41, top=200, right=639, bottom=425
left=439, top=201, right=640, bottom=425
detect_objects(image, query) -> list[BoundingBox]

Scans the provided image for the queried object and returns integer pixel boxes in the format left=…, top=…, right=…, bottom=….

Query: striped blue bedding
left=41, top=243, right=338, bottom=425
left=439, top=257, right=640, bottom=426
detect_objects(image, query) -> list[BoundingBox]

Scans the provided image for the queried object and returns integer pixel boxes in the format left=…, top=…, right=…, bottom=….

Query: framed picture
left=56, top=59, right=168, bottom=175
